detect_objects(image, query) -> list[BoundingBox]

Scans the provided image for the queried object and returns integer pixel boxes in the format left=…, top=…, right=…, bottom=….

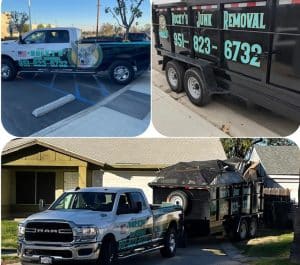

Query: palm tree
left=290, top=171, right=300, bottom=264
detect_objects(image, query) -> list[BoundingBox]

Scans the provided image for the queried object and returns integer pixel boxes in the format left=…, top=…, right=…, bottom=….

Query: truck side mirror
left=39, top=199, right=45, bottom=211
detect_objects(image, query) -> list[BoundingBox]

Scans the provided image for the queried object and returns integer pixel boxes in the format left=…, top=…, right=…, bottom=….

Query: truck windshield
left=50, top=192, right=116, bottom=212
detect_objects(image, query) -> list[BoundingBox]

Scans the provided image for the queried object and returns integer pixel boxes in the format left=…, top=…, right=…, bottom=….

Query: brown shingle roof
left=2, top=138, right=226, bottom=168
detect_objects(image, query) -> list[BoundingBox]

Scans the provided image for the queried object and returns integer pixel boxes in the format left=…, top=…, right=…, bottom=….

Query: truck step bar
left=118, top=245, right=164, bottom=259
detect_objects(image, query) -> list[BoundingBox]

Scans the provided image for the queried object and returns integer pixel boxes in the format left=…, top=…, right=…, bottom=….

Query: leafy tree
left=37, top=24, right=45, bottom=29
left=10, top=11, right=29, bottom=36
left=46, top=24, right=52, bottom=28
left=221, top=138, right=297, bottom=159
left=221, top=138, right=253, bottom=158
left=100, top=23, right=115, bottom=36
left=23, top=24, right=30, bottom=33
left=105, top=0, right=144, bottom=40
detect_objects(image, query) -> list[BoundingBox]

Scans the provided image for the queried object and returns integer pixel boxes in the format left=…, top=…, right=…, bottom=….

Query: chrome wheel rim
left=113, top=66, right=130, bottom=82
left=187, top=76, right=201, bottom=99
left=169, top=233, right=176, bottom=252
left=169, top=195, right=183, bottom=207
left=2, top=64, right=11, bottom=79
left=167, top=67, right=178, bottom=87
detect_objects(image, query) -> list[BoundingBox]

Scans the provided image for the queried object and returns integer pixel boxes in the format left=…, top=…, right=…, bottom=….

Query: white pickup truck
left=17, top=187, right=184, bottom=265
left=1, top=27, right=150, bottom=84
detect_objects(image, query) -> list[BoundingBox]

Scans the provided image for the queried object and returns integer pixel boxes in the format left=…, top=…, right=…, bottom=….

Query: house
left=251, top=145, right=300, bottom=203
left=1, top=138, right=226, bottom=218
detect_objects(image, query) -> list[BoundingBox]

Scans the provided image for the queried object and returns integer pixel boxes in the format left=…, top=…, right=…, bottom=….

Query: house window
left=64, top=172, right=79, bottom=190
left=16, top=171, right=55, bottom=204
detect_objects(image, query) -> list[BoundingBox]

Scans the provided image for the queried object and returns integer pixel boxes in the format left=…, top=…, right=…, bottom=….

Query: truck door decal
left=69, top=43, right=103, bottom=68
left=18, top=49, right=69, bottom=68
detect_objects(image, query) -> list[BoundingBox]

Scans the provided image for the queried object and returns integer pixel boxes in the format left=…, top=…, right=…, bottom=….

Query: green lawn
left=235, top=229, right=297, bottom=265
left=1, top=220, right=19, bottom=249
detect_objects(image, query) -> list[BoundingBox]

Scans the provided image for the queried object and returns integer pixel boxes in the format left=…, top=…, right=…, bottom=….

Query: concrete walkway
left=32, top=72, right=150, bottom=137
left=152, top=85, right=228, bottom=137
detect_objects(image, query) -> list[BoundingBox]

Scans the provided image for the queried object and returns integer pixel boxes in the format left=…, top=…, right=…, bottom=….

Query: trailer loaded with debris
left=149, top=159, right=264, bottom=240
left=152, top=0, right=300, bottom=121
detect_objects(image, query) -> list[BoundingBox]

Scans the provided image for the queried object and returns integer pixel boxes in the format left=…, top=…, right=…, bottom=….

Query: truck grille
left=25, top=222, right=73, bottom=242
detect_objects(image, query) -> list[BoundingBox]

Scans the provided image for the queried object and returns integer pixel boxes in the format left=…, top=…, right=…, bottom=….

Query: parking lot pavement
left=31, top=72, right=151, bottom=137
left=152, top=53, right=299, bottom=137
left=2, top=71, right=148, bottom=136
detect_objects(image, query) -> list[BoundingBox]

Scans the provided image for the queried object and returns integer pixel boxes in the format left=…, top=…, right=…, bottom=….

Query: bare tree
left=290, top=170, right=300, bottom=264
left=10, top=11, right=29, bottom=36
left=105, top=0, right=144, bottom=40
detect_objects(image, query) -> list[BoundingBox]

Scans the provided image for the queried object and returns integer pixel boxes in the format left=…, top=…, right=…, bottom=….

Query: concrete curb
left=221, top=242, right=255, bottom=264
left=32, top=94, right=75, bottom=117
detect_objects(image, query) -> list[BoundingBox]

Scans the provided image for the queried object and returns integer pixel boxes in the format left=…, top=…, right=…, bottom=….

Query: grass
left=235, top=229, right=297, bottom=265
left=1, top=220, right=19, bottom=249
left=1, top=255, right=20, bottom=264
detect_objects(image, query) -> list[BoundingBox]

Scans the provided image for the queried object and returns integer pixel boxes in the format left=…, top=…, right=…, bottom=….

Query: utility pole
left=96, top=0, right=100, bottom=39
left=28, top=0, right=32, bottom=30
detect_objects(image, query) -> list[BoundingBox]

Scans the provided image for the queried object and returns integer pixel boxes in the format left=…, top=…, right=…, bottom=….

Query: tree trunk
left=290, top=207, right=300, bottom=263
left=124, top=27, right=130, bottom=41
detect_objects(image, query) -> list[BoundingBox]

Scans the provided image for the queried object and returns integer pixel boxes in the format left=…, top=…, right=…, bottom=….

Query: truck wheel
left=165, top=60, right=185, bottom=93
left=237, top=219, right=248, bottom=241
left=166, top=190, right=189, bottom=212
left=248, top=217, right=258, bottom=238
left=160, top=227, right=177, bottom=258
left=98, top=238, right=117, bottom=265
left=108, top=60, right=134, bottom=85
left=184, top=67, right=210, bottom=106
left=2, top=58, right=17, bottom=81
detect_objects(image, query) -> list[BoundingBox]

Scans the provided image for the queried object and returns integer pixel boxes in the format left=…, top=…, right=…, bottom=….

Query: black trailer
left=149, top=159, right=264, bottom=240
left=152, top=0, right=300, bottom=121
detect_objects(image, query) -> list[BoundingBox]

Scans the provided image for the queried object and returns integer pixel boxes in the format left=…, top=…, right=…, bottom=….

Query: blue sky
left=2, top=0, right=150, bottom=31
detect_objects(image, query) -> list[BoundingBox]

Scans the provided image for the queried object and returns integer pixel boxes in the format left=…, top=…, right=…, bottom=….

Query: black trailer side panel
left=269, top=0, right=300, bottom=92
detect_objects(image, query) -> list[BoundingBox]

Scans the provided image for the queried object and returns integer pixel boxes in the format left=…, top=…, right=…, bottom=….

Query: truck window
left=47, top=30, right=70, bottom=43
left=117, top=193, right=132, bottom=213
left=51, top=192, right=116, bottom=211
left=23, top=31, right=46, bottom=44
left=130, top=192, right=147, bottom=210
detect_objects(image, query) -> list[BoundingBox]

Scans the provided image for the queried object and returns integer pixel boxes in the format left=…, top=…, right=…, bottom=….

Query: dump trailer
left=152, top=0, right=300, bottom=121
left=149, top=159, right=264, bottom=240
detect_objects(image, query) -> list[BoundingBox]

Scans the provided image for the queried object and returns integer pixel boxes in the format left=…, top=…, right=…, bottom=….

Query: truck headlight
left=76, top=226, right=98, bottom=241
left=18, top=224, right=25, bottom=237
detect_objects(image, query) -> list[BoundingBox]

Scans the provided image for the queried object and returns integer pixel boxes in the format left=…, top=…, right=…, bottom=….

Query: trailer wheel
left=2, top=58, right=17, bottom=81
left=184, top=67, right=210, bottom=106
left=108, top=60, right=134, bottom=85
left=237, top=219, right=248, bottom=241
left=98, top=237, right=117, bottom=265
left=160, top=226, right=177, bottom=258
left=165, top=60, right=185, bottom=93
left=167, top=190, right=189, bottom=212
left=248, top=217, right=258, bottom=238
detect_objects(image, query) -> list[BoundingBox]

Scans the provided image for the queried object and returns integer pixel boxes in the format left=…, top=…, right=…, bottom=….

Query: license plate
left=40, top=256, right=52, bottom=264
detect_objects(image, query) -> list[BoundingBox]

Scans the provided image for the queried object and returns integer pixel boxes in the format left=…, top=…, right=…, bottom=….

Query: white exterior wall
left=269, top=174, right=299, bottom=203
left=101, top=171, right=157, bottom=203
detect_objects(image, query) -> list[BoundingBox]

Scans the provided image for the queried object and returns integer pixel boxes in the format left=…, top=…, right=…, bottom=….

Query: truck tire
left=165, top=60, right=185, bottom=93
left=108, top=60, right=134, bottom=85
left=184, top=67, right=210, bottom=106
left=160, top=227, right=177, bottom=258
left=248, top=217, right=258, bottom=238
left=2, top=57, right=17, bottom=81
left=237, top=219, right=248, bottom=241
left=167, top=190, right=189, bottom=212
left=98, top=237, right=117, bottom=265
